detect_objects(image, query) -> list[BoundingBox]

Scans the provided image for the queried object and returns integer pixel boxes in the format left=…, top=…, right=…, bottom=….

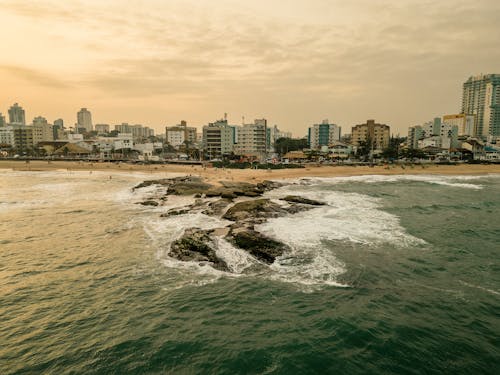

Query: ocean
left=1, top=169, right=499, bottom=374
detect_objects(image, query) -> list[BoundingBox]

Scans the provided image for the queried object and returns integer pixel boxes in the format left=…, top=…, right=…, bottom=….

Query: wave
left=284, top=174, right=492, bottom=190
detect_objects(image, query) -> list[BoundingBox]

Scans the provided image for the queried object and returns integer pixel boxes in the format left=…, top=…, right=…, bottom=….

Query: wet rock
left=166, top=177, right=212, bottom=196
left=169, top=228, right=229, bottom=272
left=281, top=195, right=326, bottom=206
left=160, top=208, right=190, bottom=217
left=256, top=180, right=283, bottom=191
left=138, top=200, right=159, bottom=206
left=202, top=199, right=232, bottom=216
left=133, top=179, right=171, bottom=190
left=226, top=227, right=288, bottom=264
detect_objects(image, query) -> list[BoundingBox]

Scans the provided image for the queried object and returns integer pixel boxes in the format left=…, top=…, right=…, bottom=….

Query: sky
left=0, top=0, right=499, bottom=136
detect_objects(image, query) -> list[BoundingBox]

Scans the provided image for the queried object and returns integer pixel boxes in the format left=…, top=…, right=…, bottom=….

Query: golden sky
left=0, top=0, right=499, bottom=135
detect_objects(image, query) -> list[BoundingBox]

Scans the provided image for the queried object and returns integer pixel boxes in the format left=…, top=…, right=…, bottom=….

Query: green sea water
left=1, top=170, right=499, bottom=374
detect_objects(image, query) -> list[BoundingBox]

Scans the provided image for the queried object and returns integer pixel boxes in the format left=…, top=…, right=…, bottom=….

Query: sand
left=2, top=160, right=500, bottom=185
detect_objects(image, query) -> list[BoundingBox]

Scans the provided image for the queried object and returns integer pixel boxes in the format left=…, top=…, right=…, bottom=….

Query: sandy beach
left=2, top=160, right=500, bottom=185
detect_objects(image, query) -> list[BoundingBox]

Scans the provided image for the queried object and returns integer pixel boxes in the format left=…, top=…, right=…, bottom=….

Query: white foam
left=284, top=174, right=487, bottom=190
left=262, top=187, right=425, bottom=247
left=214, top=238, right=258, bottom=274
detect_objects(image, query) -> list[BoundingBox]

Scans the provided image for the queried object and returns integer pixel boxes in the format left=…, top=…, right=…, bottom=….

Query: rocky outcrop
left=169, top=228, right=229, bottom=272
left=134, top=176, right=327, bottom=271
left=222, top=199, right=289, bottom=221
left=166, top=177, right=213, bottom=196
left=225, top=225, right=289, bottom=264
left=280, top=195, right=325, bottom=206
left=133, top=177, right=280, bottom=199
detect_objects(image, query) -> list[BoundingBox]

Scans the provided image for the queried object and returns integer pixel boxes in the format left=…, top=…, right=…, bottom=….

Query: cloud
left=0, top=65, right=71, bottom=89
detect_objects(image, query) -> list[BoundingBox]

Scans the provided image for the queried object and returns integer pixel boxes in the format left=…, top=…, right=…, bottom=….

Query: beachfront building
left=233, top=119, right=267, bottom=160
left=32, top=116, right=54, bottom=145
left=308, top=120, right=341, bottom=150
left=165, top=121, right=197, bottom=148
left=461, top=74, right=500, bottom=137
left=77, top=108, right=93, bottom=132
left=0, top=113, right=6, bottom=126
left=12, top=126, right=34, bottom=153
left=351, top=120, right=390, bottom=150
left=409, top=118, right=459, bottom=150
left=328, top=141, right=353, bottom=159
left=202, top=119, right=236, bottom=159
left=8, top=103, right=26, bottom=125
left=443, top=114, right=475, bottom=137
left=0, top=126, right=14, bottom=147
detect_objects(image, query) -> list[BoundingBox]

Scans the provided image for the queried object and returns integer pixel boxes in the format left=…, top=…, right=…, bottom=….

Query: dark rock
left=221, top=192, right=237, bottom=199
left=169, top=228, right=229, bottom=271
left=256, top=180, right=283, bottom=191
left=222, top=199, right=288, bottom=221
left=203, top=199, right=232, bottom=216
left=281, top=195, right=326, bottom=206
left=138, top=200, right=159, bottom=206
left=133, top=179, right=171, bottom=190
left=226, top=227, right=288, bottom=264
left=160, top=208, right=190, bottom=217
left=167, top=178, right=213, bottom=196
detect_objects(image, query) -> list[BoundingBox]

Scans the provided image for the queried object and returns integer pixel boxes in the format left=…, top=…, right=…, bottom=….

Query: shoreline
left=1, top=160, right=500, bottom=185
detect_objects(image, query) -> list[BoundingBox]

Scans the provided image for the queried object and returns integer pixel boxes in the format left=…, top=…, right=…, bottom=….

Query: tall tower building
left=8, top=103, right=26, bottom=125
left=308, top=119, right=341, bottom=149
left=0, top=113, right=5, bottom=126
left=77, top=108, right=93, bottom=132
left=461, top=74, right=500, bottom=137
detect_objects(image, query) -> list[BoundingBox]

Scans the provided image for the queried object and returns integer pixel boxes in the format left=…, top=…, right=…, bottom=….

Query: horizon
left=1, top=0, right=499, bottom=135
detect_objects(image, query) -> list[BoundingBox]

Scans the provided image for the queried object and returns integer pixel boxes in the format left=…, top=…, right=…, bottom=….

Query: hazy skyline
left=1, top=0, right=499, bottom=135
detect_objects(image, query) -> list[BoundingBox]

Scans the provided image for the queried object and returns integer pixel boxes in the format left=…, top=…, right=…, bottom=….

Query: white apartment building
left=233, top=119, right=267, bottom=159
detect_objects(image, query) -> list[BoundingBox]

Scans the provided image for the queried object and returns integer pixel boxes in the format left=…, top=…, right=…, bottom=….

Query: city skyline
left=1, top=0, right=499, bottom=135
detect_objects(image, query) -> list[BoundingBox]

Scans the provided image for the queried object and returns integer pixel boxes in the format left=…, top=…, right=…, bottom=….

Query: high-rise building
left=165, top=121, right=197, bottom=148
left=233, top=119, right=267, bottom=159
left=77, top=108, right=93, bottom=132
left=461, top=74, right=500, bottom=137
left=8, top=103, right=26, bottom=125
left=308, top=120, right=341, bottom=149
left=352, top=119, right=390, bottom=150
left=202, top=119, right=236, bottom=159
left=0, top=113, right=6, bottom=126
